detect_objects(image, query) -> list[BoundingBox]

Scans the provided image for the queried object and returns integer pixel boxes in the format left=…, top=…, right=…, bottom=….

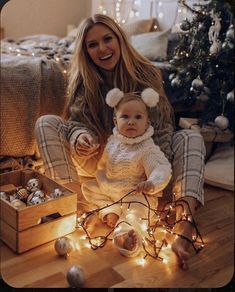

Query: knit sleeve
left=142, top=143, right=172, bottom=194
left=67, top=94, right=97, bottom=151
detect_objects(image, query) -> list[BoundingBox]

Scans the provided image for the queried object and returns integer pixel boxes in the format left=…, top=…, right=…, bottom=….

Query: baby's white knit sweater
left=95, top=126, right=172, bottom=198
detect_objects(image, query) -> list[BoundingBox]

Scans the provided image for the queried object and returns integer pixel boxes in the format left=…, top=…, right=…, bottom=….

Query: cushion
left=204, top=144, right=234, bottom=191
left=131, top=30, right=170, bottom=61
left=122, top=18, right=158, bottom=38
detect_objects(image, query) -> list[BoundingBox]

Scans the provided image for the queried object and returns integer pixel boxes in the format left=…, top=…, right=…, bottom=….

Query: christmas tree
left=169, top=0, right=234, bottom=131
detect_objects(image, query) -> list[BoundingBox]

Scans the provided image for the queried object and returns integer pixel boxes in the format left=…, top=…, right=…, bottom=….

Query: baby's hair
left=113, top=92, right=150, bottom=116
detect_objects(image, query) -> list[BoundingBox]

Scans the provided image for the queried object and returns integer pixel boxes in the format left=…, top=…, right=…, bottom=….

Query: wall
left=1, top=0, right=92, bottom=38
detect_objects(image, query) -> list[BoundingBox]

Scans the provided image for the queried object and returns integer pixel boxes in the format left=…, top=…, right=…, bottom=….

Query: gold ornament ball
left=17, top=188, right=29, bottom=202
left=214, top=115, right=229, bottom=130
left=54, top=237, right=73, bottom=256
left=66, top=265, right=85, bottom=288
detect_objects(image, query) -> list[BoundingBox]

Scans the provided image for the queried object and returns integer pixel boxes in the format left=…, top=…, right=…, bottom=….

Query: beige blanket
left=0, top=53, right=67, bottom=157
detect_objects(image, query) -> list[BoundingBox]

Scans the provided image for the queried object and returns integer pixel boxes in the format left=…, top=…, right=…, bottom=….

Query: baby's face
left=114, top=99, right=150, bottom=138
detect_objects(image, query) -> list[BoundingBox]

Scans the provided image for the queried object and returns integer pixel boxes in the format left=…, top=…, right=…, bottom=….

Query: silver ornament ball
left=192, top=78, right=204, bottom=91
left=0, top=192, right=8, bottom=200
left=226, top=90, right=234, bottom=102
left=26, top=178, right=42, bottom=192
left=171, top=77, right=182, bottom=88
left=226, top=27, right=234, bottom=40
left=54, top=236, right=73, bottom=256
left=214, top=115, right=229, bottom=130
left=67, top=265, right=85, bottom=288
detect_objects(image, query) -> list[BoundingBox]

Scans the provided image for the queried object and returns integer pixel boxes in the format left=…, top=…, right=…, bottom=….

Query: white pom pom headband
left=105, top=88, right=159, bottom=108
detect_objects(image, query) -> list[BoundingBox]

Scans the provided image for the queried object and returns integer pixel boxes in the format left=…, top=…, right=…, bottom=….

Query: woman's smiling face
left=85, top=24, right=121, bottom=71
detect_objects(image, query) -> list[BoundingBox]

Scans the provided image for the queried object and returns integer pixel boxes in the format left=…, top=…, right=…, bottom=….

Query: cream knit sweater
left=82, top=126, right=172, bottom=219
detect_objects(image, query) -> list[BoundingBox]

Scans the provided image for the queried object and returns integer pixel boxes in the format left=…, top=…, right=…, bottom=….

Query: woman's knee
left=172, top=129, right=206, bottom=155
left=35, top=114, right=65, bottom=135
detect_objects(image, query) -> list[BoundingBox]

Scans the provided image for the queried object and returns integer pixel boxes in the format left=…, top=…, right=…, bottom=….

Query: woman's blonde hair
left=64, top=14, right=174, bottom=145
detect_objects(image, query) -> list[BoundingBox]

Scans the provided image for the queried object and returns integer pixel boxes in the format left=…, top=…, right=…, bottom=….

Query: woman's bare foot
left=115, top=229, right=138, bottom=251
left=171, top=221, right=192, bottom=270
left=104, top=213, right=119, bottom=228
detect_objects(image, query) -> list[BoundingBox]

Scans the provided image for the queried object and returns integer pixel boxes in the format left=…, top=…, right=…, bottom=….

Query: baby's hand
left=104, top=213, right=119, bottom=228
left=136, top=181, right=154, bottom=193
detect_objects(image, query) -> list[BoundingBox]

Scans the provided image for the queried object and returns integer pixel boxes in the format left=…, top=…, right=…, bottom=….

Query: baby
left=82, top=88, right=172, bottom=257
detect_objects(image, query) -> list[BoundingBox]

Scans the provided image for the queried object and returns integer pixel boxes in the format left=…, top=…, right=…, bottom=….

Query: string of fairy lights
left=76, top=190, right=204, bottom=266
left=98, top=0, right=140, bottom=24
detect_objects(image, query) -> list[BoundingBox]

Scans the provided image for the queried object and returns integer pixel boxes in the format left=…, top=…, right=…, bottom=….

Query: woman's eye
left=104, top=36, right=113, bottom=43
left=88, top=42, right=97, bottom=49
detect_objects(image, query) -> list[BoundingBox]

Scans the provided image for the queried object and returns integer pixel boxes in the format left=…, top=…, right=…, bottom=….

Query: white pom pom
left=106, top=88, right=124, bottom=108
left=141, top=88, right=159, bottom=108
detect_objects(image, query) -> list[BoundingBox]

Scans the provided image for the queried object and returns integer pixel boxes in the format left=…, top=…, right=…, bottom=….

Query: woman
left=35, top=14, right=206, bottom=269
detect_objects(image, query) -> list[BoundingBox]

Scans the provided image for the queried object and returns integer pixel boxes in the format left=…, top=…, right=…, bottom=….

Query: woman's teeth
left=100, top=54, right=112, bottom=60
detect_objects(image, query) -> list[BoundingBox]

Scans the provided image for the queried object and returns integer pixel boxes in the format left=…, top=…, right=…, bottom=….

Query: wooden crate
left=0, top=169, right=77, bottom=253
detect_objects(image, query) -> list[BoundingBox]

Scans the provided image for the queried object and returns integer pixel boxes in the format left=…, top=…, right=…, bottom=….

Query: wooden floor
left=0, top=184, right=234, bottom=288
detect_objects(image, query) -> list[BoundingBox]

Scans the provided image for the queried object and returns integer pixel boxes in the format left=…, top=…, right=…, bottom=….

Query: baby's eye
left=121, top=115, right=129, bottom=119
left=135, top=114, right=142, bottom=119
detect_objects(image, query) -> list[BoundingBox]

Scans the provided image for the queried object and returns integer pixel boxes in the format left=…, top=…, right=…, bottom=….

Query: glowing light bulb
left=75, top=242, right=81, bottom=250
left=163, top=258, right=169, bottom=264
left=84, top=242, right=91, bottom=248
left=140, top=223, right=147, bottom=232
left=136, top=258, right=146, bottom=266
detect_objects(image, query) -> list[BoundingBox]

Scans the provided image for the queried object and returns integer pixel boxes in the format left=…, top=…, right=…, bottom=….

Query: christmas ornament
left=171, top=77, right=182, bottom=88
left=27, top=190, right=45, bottom=206
left=169, top=73, right=175, bottom=81
left=209, top=39, right=221, bottom=55
left=226, top=27, right=234, bottom=41
left=26, top=178, right=42, bottom=192
left=11, top=199, right=27, bottom=209
left=190, top=87, right=201, bottom=97
left=222, top=39, right=234, bottom=50
left=208, top=12, right=221, bottom=44
left=51, top=188, right=63, bottom=198
left=16, top=188, right=29, bottom=202
left=214, top=115, right=229, bottom=130
left=66, top=265, right=85, bottom=288
left=226, top=90, right=234, bottom=102
left=0, top=192, right=7, bottom=200
left=180, top=19, right=191, bottom=31
left=192, top=78, right=204, bottom=91
left=30, top=196, right=44, bottom=205
left=54, top=236, right=73, bottom=256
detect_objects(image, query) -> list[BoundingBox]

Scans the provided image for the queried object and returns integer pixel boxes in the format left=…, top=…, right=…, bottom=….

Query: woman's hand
left=75, top=133, right=100, bottom=157
left=136, top=181, right=154, bottom=193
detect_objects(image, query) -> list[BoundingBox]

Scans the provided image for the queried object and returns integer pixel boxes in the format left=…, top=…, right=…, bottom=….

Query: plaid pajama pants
left=35, top=115, right=206, bottom=205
